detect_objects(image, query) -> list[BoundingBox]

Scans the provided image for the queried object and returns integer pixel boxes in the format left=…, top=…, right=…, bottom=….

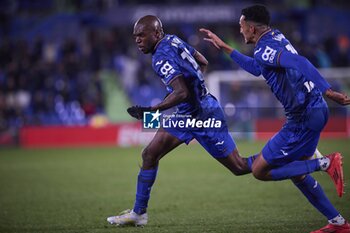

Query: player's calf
left=141, top=147, right=159, bottom=170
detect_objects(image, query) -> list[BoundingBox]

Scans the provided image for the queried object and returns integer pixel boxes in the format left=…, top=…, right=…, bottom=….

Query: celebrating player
left=106, top=15, right=253, bottom=227
left=200, top=5, right=350, bottom=233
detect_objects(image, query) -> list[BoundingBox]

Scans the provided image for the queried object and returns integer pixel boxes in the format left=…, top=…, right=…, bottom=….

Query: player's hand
left=199, top=28, right=233, bottom=54
left=127, top=105, right=152, bottom=120
left=325, top=89, right=350, bottom=105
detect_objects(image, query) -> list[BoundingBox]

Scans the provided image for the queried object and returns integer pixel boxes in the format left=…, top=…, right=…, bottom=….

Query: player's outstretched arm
left=199, top=28, right=261, bottom=76
left=279, top=51, right=350, bottom=105
left=199, top=28, right=233, bottom=54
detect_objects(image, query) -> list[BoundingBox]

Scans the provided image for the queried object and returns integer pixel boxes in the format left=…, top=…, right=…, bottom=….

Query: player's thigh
left=194, top=128, right=236, bottom=159
left=261, top=124, right=320, bottom=167
left=193, top=97, right=236, bottom=159
left=144, top=127, right=183, bottom=160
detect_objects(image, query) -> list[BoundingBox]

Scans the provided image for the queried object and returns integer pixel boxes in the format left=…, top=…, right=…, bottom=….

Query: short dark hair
left=241, top=5, right=270, bottom=26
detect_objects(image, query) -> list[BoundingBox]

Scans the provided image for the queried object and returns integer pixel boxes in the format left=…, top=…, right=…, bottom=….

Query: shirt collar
left=152, top=35, right=167, bottom=54
left=255, top=29, right=272, bottom=46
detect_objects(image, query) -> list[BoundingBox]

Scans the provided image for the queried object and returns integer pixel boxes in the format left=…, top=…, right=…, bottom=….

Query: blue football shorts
left=163, top=94, right=236, bottom=159
left=262, top=106, right=329, bottom=166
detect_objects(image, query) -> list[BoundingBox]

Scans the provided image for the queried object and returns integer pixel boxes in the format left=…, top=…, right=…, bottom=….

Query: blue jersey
left=152, top=34, right=208, bottom=115
left=253, top=29, right=325, bottom=119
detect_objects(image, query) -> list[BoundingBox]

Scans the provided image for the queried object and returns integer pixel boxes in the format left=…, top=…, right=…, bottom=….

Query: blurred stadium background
left=1, top=1, right=350, bottom=233
left=0, top=0, right=349, bottom=147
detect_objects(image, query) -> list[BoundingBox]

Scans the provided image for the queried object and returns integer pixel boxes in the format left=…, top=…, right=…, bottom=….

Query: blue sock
left=293, top=175, right=339, bottom=219
left=247, top=154, right=259, bottom=171
left=133, top=168, right=158, bottom=214
left=270, top=160, right=320, bottom=180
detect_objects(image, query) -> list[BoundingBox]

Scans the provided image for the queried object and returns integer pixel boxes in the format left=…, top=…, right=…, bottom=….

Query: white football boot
left=107, top=209, right=148, bottom=227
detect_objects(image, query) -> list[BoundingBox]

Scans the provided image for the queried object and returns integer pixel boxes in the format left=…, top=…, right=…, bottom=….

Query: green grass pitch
left=0, top=139, right=349, bottom=233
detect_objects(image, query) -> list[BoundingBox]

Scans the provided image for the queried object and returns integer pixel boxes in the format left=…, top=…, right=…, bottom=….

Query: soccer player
left=106, top=15, right=252, bottom=227
left=200, top=5, right=350, bottom=233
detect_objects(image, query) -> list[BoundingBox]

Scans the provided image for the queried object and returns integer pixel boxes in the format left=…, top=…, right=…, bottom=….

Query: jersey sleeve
left=230, top=50, right=261, bottom=76
left=153, top=55, right=182, bottom=85
left=254, top=45, right=283, bottom=67
left=185, top=43, right=196, bottom=56
left=279, top=51, right=331, bottom=93
left=176, top=36, right=196, bottom=56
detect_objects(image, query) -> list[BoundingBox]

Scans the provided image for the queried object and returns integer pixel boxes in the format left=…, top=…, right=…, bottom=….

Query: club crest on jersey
left=155, top=60, right=163, bottom=66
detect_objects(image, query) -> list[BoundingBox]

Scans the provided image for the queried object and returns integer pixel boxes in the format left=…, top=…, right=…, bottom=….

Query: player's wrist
left=223, top=44, right=234, bottom=54
left=325, top=88, right=333, bottom=97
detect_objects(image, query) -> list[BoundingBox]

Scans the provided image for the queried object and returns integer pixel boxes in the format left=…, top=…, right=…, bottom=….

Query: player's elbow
left=200, top=64, right=208, bottom=74
left=252, top=170, right=270, bottom=181
left=194, top=50, right=209, bottom=67
left=231, top=169, right=247, bottom=176
left=202, top=60, right=209, bottom=67
left=177, top=89, right=190, bottom=102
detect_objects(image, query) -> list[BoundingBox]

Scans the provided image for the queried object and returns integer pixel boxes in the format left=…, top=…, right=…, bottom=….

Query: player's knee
left=231, top=162, right=248, bottom=176
left=252, top=169, right=268, bottom=181
left=231, top=169, right=246, bottom=176
left=291, top=175, right=306, bottom=183
left=141, top=147, right=157, bottom=167
left=230, top=152, right=250, bottom=176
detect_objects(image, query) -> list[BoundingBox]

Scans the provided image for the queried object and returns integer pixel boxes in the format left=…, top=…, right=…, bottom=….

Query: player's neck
left=152, top=34, right=166, bottom=54
left=255, top=28, right=271, bottom=46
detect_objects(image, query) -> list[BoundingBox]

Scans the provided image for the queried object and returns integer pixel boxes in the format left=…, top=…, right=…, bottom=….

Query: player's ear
left=251, top=25, right=257, bottom=35
left=155, top=27, right=164, bottom=40
left=155, top=29, right=162, bottom=39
